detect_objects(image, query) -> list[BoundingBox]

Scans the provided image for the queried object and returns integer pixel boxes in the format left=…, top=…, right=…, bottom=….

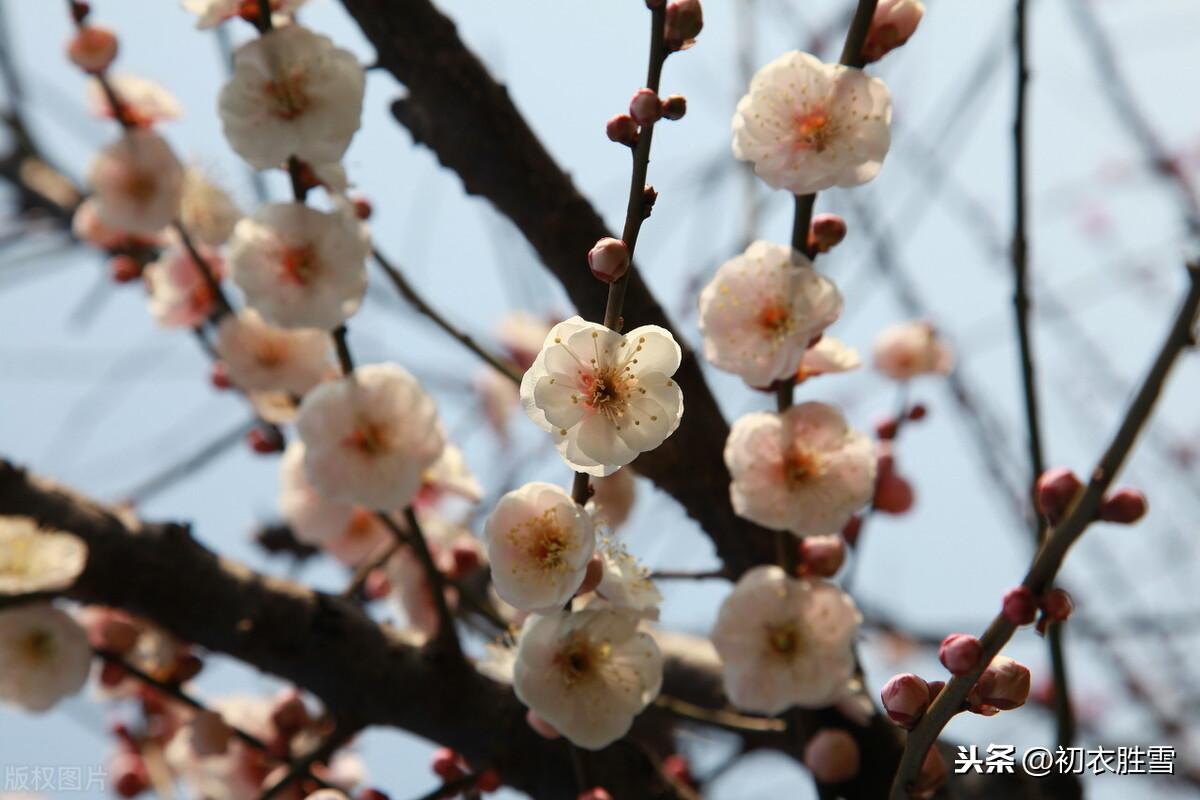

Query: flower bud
left=526, top=709, right=560, bottom=739
left=874, top=416, right=898, bottom=441
left=1099, top=487, right=1147, bottom=524
left=209, top=362, right=233, bottom=391
left=1040, top=588, right=1073, bottom=622
left=605, top=114, right=639, bottom=147
left=660, top=94, right=687, bottom=120
left=874, top=471, right=914, bottom=514
left=1035, top=467, right=1082, bottom=523
left=270, top=691, right=309, bottom=736
left=880, top=673, right=930, bottom=728
left=975, top=655, right=1031, bottom=711
left=1001, top=586, right=1037, bottom=625
left=642, top=185, right=658, bottom=216
left=110, top=752, right=149, bottom=799
left=907, top=403, right=927, bottom=420
left=448, top=541, right=482, bottom=579
left=588, top=237, right=630, bottom=283
left=70, top=2, right=91, bottom=24
left=577, top=790, right=613, bottom=800
left=247, top=424, right=285, bottom=454
left=665, top=0, right=703, bottom=51
left=938, top=633, right=982, bottom=676
left=802, top=728, right=860, bottom=784
left=351, top=195, right=372, bottom=220
left=100, top=659, right=127, bottom=688
left=629, top=88, right=662, bottom=126
left=799, top=534, right=845, bottom=578
left=358, top=790, right=390, bottom=800
left=364, top=569, right=391, bottom=601
left=661, top=754, right=695, bottom=788
left=576, top=555, right=604, bottom=596
left=431, top=748, right=464, bottom=781
left=841, top=514, right=862, bottom=546
left=862, top=0, right=925, bottom=64
left=108, top=254, right=142, bottom=283
left=913, top=747, right=946, bottom=799
left=475, top=769, right=502, bottom=793
left=807, top=213, right=848, bottom=254
left=68, top=25, right=118, bottom=74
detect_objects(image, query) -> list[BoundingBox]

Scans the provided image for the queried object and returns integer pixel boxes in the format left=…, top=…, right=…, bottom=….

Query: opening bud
left=880, top=673, right=930, bottom=728
left=938, top=633, right=982, bottom=676
left=588, top=237, right=630, bottom=283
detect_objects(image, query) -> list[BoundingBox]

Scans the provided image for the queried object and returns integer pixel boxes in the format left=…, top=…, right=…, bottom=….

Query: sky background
left=2, top=0, right=1200, bottom=798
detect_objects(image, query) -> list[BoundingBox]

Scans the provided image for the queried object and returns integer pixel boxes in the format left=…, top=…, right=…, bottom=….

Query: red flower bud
left=665, top=0, right=703, bottom=50
left=475, top=769, right=502, bottom=793
left=939, top=633, right=982, bottom=676
left=1035, top=467, right=1082, bottom=523
left=874, top=472, right=914, bottom=514
left=874, top=416, right=898, bottom=441
left=841, top=514, right=863, bottom=547
left=880, top=673, right=930, bottom=728
left=605, top=114, right=638, bottom=147
left=431, top=747, right=464, bottom=781
left=907, top=403, right=927, bottom=420
left=68, top=25, right=118, bottom=74
left=1001, top=586, right=1037, bottom=626
left=629, top=88, right=662, bottom=126
left=799, top=534, right=845, bottom=578
left=1099, top=487, right=1147, bottom=524
left=109, top=254, right=142, bottom=283
left=807, top=213, right=848, bottom=254
left=660, top=95, right=687, bottom=120
left=351, top=195, right=373, bottom=220
left=1040, top=588, right=1073, bottom=622
left=110, top=752, right=149, bottom=799
left=210, top=362, right=233, bottom=390
left=247, top=425, right=285, bottom=454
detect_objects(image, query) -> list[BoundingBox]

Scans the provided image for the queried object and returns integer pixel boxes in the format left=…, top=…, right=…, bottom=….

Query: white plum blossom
left=520, top=316, right=684, bottom=477
left=513, top=607, right=662, bottom=749
left=144, top=240, right=225, bottom=329
left=228, top=202, right=369, bottom=330
left=182, top=0, right=308, bottom=28
left=417, top=444, right=484, bottom=507
left=88, top=74, right=183, bottom=127
left=595, top=538, right=662, bottom=619
left=698, top=241, right=843, bottom=387
left=72, top=198, right=162, bottom=251
left=86, top=130, right=184, bottom=236
left=180, top=168, right=241, bottom=246
left=711, top=566, right=860, bottom=714
left=483, top=483, right=595, bottom=612
left=872, top=321, right=953, bottom=380
left=0, top=604, right=91, bottom=712
left=797, top=336, right=860, bottom=381
left=296, top=364, right=445, bottom=511
left=732, top=51, right=892, bottom=195
left=216, top=309, right=331, bottom=395
left=725, top=402, right=875, bottom=536
left=0, top=518, right=87, bottom=594
left=219, top=25, right=365, bottom=170
left=278, top=441, right=389, bottom=565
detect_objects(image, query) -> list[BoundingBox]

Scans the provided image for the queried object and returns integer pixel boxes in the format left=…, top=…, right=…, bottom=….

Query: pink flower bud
left=364, top=569, right=391, bottom=600
left=874, top=416, right=898, bottom=441
left=841, top=514, right=862, bottom=546
left=1001, top=586, right=1037, bottom=625
left=1035, top=467, right=1082, bottom=523
left=665, top=0, right=703, bottom=51
left=913, top=747, right=946, bottom=799
left=588, top=237, right=630, bottom=283
left=799, top=534, right=845, bottom=578
left=526, top=709, right=560, bottom=739
left=874, top=471, right=914, bottom=514
left=109, top=254, right=142, bottom=283
left=110, top=752, right=149, bottom=799
left=975, top=655, right=1031, bottom=711
left=448, top=541, right=482, bottom=579
left=802, top=728, right=860, bottom=784
left=661, top=754, right=695, bottom=788
left=99, top=616, right=140, bottom=654
left=661, top=95, right=687, bottom=120
left=629, top=88, right=662, bottom=126
left=907, top=403, right=927, bottom=420
left=939, top=633, right=982, bottom=676
left=431, top=747, right=464, bottom=781
left=808, top=213, right=848, bottom=254
left=210, top=361, right=233, bottom=391
left=861, top=0, right=925, bottom=64
left=880, top=673, right=930, bottom=728
left=68, top=25, right=118, bottom=74
left=475, top=769, right=502, bottom=793
left=1099, top=487, right=1148, bottom=524
left=351, top=195, right=373, bottom=220
left=100, top=659, right=127, bottom=688
left=190, top=710, right=232, bottom=757
left=247, top=424, right=285, bottom=454
left=576, top=555, right=604, bottom=596
left=605, top=114, right=639, bottom=147
left=577, top=790, right=613, bottom=800
left=270, top=691, right=309, bottom=736
left=1040, top=588, right=1073, bottom=622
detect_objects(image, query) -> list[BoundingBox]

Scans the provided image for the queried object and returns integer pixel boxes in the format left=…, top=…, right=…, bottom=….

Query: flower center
left=254, top=337, right=288, bottom=368
left=581, top=368, right=632, bottom=421
left=766, top=623, right=802, bottom=657
left=279, top=244, right=317, bottom=286
left=783, top=447, right=826, bottom=488
left=554, top=633, right=610, bottom=686
left=264, top=69, right=311, bottom=121
left=343, top=420, right=390, bottom=456
left=511, top=508, right=571, bottom=572
left=757, top=302, right=791, bottom=335
left=792, top=108, right=836, bottom=153
left=0, top=539, right=32, bottom=577
left=345, top=508, right=376, bottom=540
left=21, top=629, right=54, bottom=663
left=122, top=170, right=158, bottom=204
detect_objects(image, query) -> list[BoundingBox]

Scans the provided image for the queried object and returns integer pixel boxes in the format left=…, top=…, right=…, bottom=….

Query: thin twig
left=889, top=262, right=1200, bottom=799
left=376, top=510, right=463, bottom=659
left=648, top=568, right=728, bottom=581
left=340, top=538, right=404, bottom=600
left=256, top=723, right=359, bottom=800
left=654, top=695, right=786, bottom=733
left=332, top=325, right=355, bottom=375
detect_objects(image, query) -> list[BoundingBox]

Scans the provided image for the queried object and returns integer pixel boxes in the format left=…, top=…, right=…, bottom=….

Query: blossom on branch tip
left=725, top=403, right=875, bottom=536
left=0, top=518, right=87, bottom=594
left=219, top=25, right=364, bottom=170
left=699, top=241, right=842, bottom=387
left=296, top=364, right=445, bottom=511
left=513, top=607, right=662, bottom=750
left=862, top=0, right=925, bottom=64
left=483, top=482, right=596, bottom=612
left=215, top=309, right=332, bottom=395
left=87, top=130, right=184, bottom=236
left=711, top=566, right=859, bottom=714
left=664, top=0, right=703, bottom=51
left=872, top=320, right=953, bottom=380
left=587, top=237, right=630, bottom=284
left=520, top=316, right=684, bottom=477
left=803, top=728, right=860, bottom=784
left=228, top=202, right=369, bottom=330
left=732, top=51, right=891, bottom=195
left=87, top=74, right=183, bottom=127
left=0, top=604, right=91, bottom=712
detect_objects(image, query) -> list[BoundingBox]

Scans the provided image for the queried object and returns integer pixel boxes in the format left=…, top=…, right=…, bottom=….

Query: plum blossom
left=228, top=202, right=369, bottom=330
left=182, top=0, right=308, bottom=28
left=872, top=320, right=953, bottom=380
left=387, top=514, right=482, bottom=638
left=88, top=74, right=183, bottom=127
left=589, top=469, right=636, bottom=529
left=144, top=240, right=225, bottom=329
left=797, top=336, right=860, bottom=381
left=0, top=604, right=91, bottom=712
left=296, top=364, right=445, bottom=511
left=520, top=316, right=684, bottom=477
left=711, top=566, right=860, bottom=714
left=483, top=482, right=595, bottom=612
left=86, top=130, right=184, bottom=236
left=278, top=441, right=390, bottom=565
left=497, top=312, right=554, bottom=370
left=180, top=168, right=241, bottom=247
left=513, top=607, right=662, bottom=749
left=417, top=445, right=484, bottom=507
left=216, top=309, right=331, bottom=394
left=732, top=51, right=892, bottom=195
left=725, top=403, right=875, bottom=536
left=219, top=25, right=365, bottom=170
left=594, top=538, right=662, bottom=619
left=72, top=198, right=157, bottom=251
left=0, top=518, right=87, bottom=594
left=698, top=241, right=842, bottom=387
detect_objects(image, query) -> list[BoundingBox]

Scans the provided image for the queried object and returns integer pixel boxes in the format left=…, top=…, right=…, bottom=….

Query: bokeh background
left=2, top=0, right=1199, bottom=797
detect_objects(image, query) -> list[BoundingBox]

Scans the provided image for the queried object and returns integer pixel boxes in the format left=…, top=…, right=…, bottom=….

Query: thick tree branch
left=338, top=0, right=777, bottom=575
